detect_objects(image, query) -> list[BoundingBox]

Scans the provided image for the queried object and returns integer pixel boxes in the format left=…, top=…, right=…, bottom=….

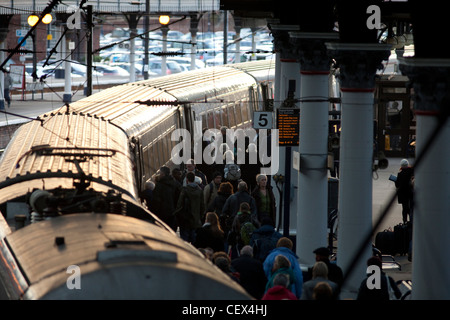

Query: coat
left=300, top=277, right=339, bottom=300
left=231, top=254, right=267, bottom=299
left=395, top=167, right=414, bottom=204
left=262, top=285, right=297, bottom=300
left=151, top=175, right=181, bottom=223
left=251, top=186, right=276, bottom=224
left=222, top=190, right=257, bottom=223
left=174, top=183, right=204, bottom=229
left=263, top=247, right=303, bottom=299
left=194, top=223, right=225, bottom=253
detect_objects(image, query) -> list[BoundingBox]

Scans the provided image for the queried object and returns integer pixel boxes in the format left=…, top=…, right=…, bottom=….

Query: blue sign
left=18, top=37, right=27, bottom=46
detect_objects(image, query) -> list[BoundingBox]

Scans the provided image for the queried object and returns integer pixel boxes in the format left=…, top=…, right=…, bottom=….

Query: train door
left=131, top=137, right=145, bottom=194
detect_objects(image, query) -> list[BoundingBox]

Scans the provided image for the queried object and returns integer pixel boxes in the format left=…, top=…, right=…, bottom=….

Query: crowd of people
left=140, top=127, right=403, bottom=300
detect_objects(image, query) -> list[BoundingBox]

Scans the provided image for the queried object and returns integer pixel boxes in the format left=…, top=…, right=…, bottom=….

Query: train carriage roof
left=64, top=60, right=275, bottom=136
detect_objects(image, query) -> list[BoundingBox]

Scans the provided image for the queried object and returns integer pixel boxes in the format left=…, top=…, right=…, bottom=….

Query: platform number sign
left=253, top=111, right=273, bottom=129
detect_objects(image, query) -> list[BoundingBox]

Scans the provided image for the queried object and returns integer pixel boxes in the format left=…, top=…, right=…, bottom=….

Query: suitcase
left=375, top=230, right=396, bottom=255
left=394, top=222, right=412, bottom=255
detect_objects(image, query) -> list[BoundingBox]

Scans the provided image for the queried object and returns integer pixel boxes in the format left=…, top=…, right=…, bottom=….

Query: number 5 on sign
left=253, top=111, right=273, bottom=129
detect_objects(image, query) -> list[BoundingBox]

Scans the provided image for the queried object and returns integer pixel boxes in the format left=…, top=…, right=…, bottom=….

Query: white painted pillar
left=326, top=42, right=391, bottom=298
left=270, top=25, right=300, bottom=235
left=399, top=58, right=450, bottom=299
left=291, top=32, right=338, bottom=265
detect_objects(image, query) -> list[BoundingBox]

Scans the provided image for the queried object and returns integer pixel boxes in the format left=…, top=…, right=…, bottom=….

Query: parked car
left=92, top=63, right=130, bottom=76
left=148, top=59, right=183, bottom=75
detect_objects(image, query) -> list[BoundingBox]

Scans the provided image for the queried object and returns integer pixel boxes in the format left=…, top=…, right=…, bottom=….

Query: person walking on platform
left=231, top=245, right=267, bottom=299
left=301, top=261, right=339, bottom=300
left=203, top=171, right=222, bottom=209
left=4, top=71, right=12, bottom=108
left=181, top=159, right=207, bottom=188
left=222, top=181, right=257, bottom=227
left=174, top=172, right=204, bottom=243
left=262, top=273, right=297, bottom=300
left=395, top=159, right=414, bottom=223
left=194, top=212, right=225, bottom=253
left=250, top=217, right=283, bottom=262
left=312, top=247, right=344, bottom=288
left=207, top=181, right=234, bottom=237
left=151, top=166, right=181, bottom=231
left=251, top=174, right=276, bottom=225
left=263, top=237, right=303, bottom=299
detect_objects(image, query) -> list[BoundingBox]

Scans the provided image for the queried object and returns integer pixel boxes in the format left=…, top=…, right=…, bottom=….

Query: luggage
left=394, top=222, right=412, bottom=255
left=375, top=229, right=396, bottom=255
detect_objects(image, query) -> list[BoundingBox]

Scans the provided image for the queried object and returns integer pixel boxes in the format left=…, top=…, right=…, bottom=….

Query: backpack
left=252, top=231, right=282, bottom=262
left=225, top=163, right=241, bottom=181
left=240, top=221, right=257, bottom=246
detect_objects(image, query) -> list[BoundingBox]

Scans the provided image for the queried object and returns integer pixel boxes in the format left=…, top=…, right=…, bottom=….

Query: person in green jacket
left=174, top=171, right=204, bottom=243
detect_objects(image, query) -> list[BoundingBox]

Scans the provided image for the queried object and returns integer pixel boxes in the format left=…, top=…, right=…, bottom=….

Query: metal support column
left=63, top=33, right=72, bottom=103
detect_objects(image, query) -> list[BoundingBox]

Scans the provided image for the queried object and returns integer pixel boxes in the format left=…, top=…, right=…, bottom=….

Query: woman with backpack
left=227, top=202, right=259, bottom=259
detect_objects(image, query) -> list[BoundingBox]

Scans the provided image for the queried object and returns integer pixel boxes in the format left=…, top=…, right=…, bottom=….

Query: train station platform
left=0, top=80, right=413, bottom=288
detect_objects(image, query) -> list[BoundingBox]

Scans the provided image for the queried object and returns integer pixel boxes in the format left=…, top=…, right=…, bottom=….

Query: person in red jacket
left=262, top=273, right=297, bottom=300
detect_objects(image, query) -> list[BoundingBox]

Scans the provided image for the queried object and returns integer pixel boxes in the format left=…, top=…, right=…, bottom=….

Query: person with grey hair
left=300, top=261, right=339, bottom=300
left=231, top=245, right=267, bottom=299
left=262, top=271, right=297, bottom=300
left=251, top=174, right=276, bottom=224
left=222, top=181, right=257, bottom=223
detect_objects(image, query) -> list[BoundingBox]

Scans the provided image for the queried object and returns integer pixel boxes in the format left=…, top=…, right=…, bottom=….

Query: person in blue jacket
left=263, top=237, right=303, bottom=299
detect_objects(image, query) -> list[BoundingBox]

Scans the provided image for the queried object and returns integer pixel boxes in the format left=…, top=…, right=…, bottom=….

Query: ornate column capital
left=290, top=32, right=338, bottom=74
left=326, top=43, right=391, bottom=91
left=269, top=24, right=300, bottom=61
left=399, top=58, right=450, bottom=115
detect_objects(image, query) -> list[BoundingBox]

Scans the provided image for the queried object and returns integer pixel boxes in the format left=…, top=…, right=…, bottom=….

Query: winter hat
left=400, top=159, right=409, bottom=168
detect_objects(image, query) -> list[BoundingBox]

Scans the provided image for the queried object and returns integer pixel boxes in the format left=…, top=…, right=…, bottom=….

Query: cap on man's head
left=313, top=247, right=330, bottom=257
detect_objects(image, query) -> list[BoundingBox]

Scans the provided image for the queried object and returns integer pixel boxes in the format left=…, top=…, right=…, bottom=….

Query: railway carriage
left=0, top=60, right=275, bottom=299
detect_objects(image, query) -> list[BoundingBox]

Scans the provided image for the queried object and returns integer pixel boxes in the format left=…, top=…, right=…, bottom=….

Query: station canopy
left=0, top=0, right=220, bottom=15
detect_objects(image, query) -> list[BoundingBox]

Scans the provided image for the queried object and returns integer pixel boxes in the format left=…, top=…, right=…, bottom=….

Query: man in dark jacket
left=151, top=166, right=181, bottom=231
left=231, top=245, right=267, bottom=299
left=174, top=171, right=204, bottom=243
left=222, top=181, right=257, bottom=227
left=312, top=247, right=344, bottom=288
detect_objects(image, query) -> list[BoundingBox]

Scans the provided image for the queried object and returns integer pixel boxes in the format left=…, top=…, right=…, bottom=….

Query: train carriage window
left=201, top=113, right=207, bottom=129
left=214, top=109, right=221, bottom=129
left=227, top=105, right=236, bottom=128
left=235, top=102, right=243, bottom=125
left=241, top=101, right=249, bottom=122
left=207, top=111, right=215, bottom=129
left=221, top=107, right=229, bottom=128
